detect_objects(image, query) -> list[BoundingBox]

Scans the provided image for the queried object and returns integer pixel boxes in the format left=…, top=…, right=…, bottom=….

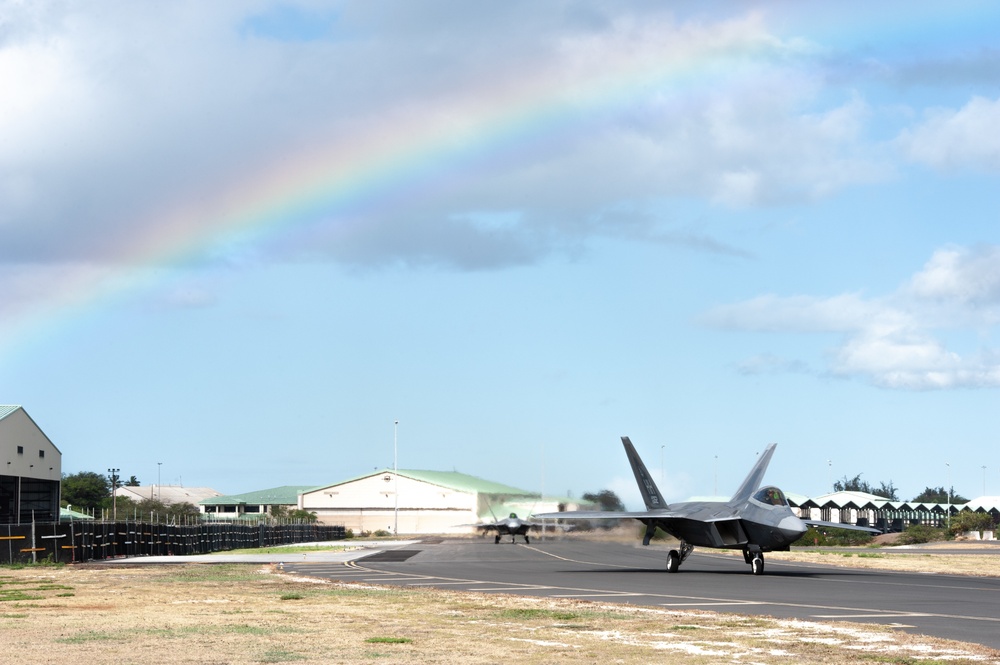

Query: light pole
left=157, top=462, right=162, bottom=500
left=946, top=462, right=951, bottom=529
left=394, top=420, right=399, bottom=536
left=714, top=455, right=718, bottom=496
left=108, top=468, right=120, bottom=522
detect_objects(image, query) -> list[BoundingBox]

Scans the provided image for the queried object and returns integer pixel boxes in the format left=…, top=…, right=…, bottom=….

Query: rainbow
left=2, top=5, right=993, bottom=365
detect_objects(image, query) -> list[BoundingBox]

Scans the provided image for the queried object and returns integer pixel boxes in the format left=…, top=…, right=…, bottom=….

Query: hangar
left=299, top=469, right=577, bottom=535
left=1, top=405, right=61, bottom=523
left=791, top=490, right=1000, bottom=536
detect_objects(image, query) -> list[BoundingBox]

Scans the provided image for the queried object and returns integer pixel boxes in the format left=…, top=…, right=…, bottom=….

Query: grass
left=2, top=562, right=998, bottom=664
left=493, top=608, right=581, bottom=621
left=258, top=649, right=307, bottom=663
left=158, top=563, right=262, bottom=583
left=55, top=631, right=118, bottom=644
left=0, top=577, right=53, bottom=602
left=215, top=544, right=353, bottom=555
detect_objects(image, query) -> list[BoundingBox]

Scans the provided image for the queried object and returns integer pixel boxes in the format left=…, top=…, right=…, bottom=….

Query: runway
left=280, top=538, right=1000, bottom=649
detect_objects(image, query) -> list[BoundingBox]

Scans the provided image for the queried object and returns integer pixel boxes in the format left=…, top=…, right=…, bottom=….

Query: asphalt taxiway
left=279, top=538, right=1000, bottom=649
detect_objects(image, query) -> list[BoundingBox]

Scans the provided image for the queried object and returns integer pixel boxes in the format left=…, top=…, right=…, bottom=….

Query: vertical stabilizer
left=729, top=443, right=777, bottom=505
left=621, top=437, right=668, bottom=511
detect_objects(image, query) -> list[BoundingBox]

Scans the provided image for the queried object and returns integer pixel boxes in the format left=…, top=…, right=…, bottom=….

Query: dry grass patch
left=0, top=563, right=996, bottom=664
left=765, top=549, right=1000, bottom=576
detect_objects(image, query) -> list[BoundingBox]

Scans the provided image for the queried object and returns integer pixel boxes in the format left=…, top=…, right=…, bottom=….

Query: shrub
left=949, top=510, right=996, bottom=538
left=896, top=524, right=948, bottom=545
left=801, top=527, right=874, bottom=547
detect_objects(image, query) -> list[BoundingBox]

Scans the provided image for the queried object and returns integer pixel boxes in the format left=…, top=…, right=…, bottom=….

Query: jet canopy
left=753, top=486, right=788, bottom=507
left=508, top=513, right=518, bottom=519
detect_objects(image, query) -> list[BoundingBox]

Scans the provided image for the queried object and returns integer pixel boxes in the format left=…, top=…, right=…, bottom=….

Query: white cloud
left=736, top=354, right=812, bottom=377
left=0, top=3, right=891, bottom=271
left=907, top=245, right=1000, bottom=307
left=898, top=96, right=1000, bottom=171
left=702, top=293, right=894, bottom=333
left=704, top=244, right=1000, bottom=390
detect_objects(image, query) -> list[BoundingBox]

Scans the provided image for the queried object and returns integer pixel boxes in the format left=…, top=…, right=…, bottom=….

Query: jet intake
left=711, top=519, right=748, bottom=547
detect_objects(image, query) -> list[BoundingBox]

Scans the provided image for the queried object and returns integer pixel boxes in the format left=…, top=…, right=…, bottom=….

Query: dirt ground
left=3, top=553, right=1000, bottom=664
left=728, top=541, right=1000, bottom=576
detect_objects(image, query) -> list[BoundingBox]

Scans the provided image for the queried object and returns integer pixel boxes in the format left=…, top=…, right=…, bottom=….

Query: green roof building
left=200, top=486, right=314, bottom=520
left=300, top=469, right=577, bottom=535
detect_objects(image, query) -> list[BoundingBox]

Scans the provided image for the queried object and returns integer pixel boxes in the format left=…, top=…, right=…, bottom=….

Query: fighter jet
left=535, top=437, right=879, bottom=575
left=472, top=512, right=540, bottom=544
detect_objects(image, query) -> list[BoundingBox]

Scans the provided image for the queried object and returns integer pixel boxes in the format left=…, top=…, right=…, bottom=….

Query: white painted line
left=466, top=586, right=552, bottom=592
left=408, top=581, right=484, bottom=586
left=660, top=602, right=763, bottom=607
left=551, top=593, right=638, bottom=598
left=366, top=576, right=434, bottom=581
left=811, top=613, right=931, bottom=619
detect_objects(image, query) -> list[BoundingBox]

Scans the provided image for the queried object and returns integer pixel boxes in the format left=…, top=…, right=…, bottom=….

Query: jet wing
left=533, top=510, right=680, bottom=520
left=802, top=519, right=882, bottom=534
left=457, top=522, right=500, bottom=531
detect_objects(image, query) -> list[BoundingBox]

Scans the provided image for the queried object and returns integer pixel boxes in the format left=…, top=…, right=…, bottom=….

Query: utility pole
left=946, top=462, right=951, bottom=530
left=393, top=420, right=399, bottom=536
left=108, top=468, right=120, bottom=522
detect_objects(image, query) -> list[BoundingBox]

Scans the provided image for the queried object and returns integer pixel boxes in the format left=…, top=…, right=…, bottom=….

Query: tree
left=287, top=509, right=318, bottom=523
left=832, top=474, right=898, bottom=500
left=949, top=510, right=995, bottom=538
left=125, top=475, right=141, bottom=487
left=582, top=490, right=625, bottom=512
left=166, top=502, right=203, bottom=523
left=134, top=498, right=170, bottom=519
left=268, top=505, right=317, bottom=523
left=875, top=480, right=899, bottom=501
left=911, top=486, right=969, bottom=504
left=61, top=471, right=111, bottom=510
left=99, top=494, right=137, bottom=520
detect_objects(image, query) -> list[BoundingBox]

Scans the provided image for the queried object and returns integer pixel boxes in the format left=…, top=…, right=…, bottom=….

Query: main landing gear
left=665, top=542, right=694, bottom=573
left=494, top=534, right=530, bottom=544
left=742, top=548, right=765, bottom=575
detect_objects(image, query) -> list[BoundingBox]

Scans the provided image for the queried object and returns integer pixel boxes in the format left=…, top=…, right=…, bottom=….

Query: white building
left=300, top=468, right=576, bottom=535
left=1, top=405, right=62, bottom=523
left=113, top=485, right=222, bottom=510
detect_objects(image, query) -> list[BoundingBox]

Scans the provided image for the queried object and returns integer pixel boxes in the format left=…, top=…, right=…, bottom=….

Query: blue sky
left=2, top=2, right=999, bottom=508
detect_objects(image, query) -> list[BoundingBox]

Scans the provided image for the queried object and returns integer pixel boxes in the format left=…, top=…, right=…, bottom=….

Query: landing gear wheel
left=751, top=554, right=764, bottom=575
left=494, top=535, right=500, bottom=544
left=666, top=550, right=680, bottom=573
